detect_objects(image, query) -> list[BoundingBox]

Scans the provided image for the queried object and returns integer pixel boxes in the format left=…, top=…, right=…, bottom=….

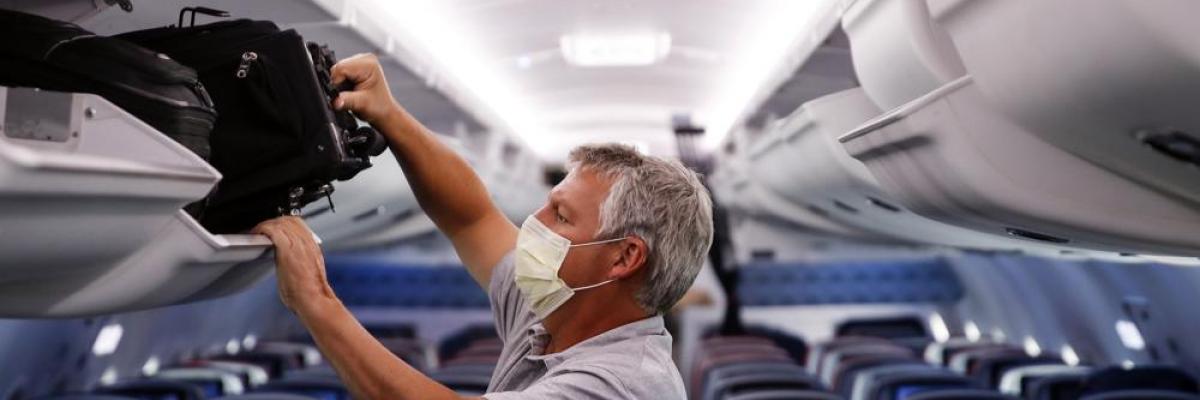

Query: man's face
left=532, top=167, right=616, bottom=288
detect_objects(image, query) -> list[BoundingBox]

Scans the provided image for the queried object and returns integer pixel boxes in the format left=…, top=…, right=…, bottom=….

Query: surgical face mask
left=514, top=215, right=624, bottom=320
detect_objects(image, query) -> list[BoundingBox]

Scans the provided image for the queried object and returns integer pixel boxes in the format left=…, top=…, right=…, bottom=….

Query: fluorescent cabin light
left=702, top=0, right=835, bottom=148
left=1115, top=320, right=1146, bottom=350
left=92, top=324, right=124, bottom=356
left=560, top=32, right=671, bottom=67
left=363, top=0, right=547, bottom=155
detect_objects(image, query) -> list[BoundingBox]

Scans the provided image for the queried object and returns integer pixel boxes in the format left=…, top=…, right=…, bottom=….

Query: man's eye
left=556, top=213, right=567, bottom=223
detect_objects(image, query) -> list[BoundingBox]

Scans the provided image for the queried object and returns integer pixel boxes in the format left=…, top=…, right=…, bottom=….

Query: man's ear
left=607, top=236, right=648, bottom=280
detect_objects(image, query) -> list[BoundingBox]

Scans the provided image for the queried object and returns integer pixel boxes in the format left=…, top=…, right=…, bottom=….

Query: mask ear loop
left=566, top=236, right=627, bottom=291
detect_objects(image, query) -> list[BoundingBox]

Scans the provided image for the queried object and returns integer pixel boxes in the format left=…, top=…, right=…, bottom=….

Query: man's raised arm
left=331, top=53, right=518, bottom=288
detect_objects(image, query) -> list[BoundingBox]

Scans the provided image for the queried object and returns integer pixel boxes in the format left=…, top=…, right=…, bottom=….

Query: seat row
left=810, top=334, right=1200, bottom=400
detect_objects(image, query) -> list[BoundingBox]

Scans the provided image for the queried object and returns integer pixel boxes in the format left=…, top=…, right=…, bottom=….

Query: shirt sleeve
left=482, top=369, right=632, bottom=400
left=487, top=250, right=533, bottom=343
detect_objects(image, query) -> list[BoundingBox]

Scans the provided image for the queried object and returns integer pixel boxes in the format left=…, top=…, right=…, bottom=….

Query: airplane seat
left=252, top=377, right=348, bottom=400
left=945, top=346, right=1025, bottom=374
left=437, top=324, right=500, bottom=362
left=691, top=352, right=796, bottom=398
left=850, top=364, right=973, bottom=400
left=819, top=343, right=915, bottom=388
left=701, top=372, right=822, bottom=400
left=722, top=389, right=844, bottom=400
left=153, top=367, right=246, bottom=398
left=1079, top=366, right=1199, bottom=397
left=839, top=0, right=1200, bottom=256
left=808, top=337, right=896, bottom=374
left=34, top=396, right=138, bottom=400
left=1025, top=373, right=1087, bottom=400
left=702, top=362, right=812, bottom=394
left=211, top=395, right=314, bottom=400
left=183, top=361, right=271, bottom=390
left=931, top=0, right=1200, bottom=210
left=208, top=351, right=302, bottom=380
left=903, top=388, right=1017, bottom=400
left=923, top=339, right=1002, bottom=367
left=835, top=317, right=928, bottom=342
left=964, top=351, right=1063, bottom=389
left=429, top=368, right=492, bottom=396
left=93, top=379, right=207, bottom=400
left=1079, top=390, right=1200, bottom=400
left=834, top=317, right=931, bottom=355
left=831, top=357, right=924, bottom=398
left=996, top=365, right=1091, bottom=398
left=701, top=325, right=809, bottom=365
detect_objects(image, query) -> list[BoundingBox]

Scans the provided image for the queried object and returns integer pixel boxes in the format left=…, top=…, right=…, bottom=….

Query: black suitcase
left=118, top=19, right=386, bottom=233
left=0, top=9, right=217, bottom=159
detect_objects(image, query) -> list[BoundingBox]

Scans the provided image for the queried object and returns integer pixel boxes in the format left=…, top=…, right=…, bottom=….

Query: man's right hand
left=331, top=53, right=402, bottom=126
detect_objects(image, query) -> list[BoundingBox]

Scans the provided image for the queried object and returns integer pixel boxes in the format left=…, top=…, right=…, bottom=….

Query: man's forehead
left=551, top=167, right=613, bottom=204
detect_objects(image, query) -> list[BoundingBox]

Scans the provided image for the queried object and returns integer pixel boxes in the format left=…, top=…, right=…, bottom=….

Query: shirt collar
left=523, top=315, right=667, bottom=368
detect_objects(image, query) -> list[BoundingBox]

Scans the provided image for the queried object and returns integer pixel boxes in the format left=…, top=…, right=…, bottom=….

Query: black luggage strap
left=178, top=7, right=230, bottom=28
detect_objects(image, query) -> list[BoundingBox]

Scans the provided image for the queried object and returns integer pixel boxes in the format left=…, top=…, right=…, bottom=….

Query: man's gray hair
left=568, top=143, right=714, bottom=315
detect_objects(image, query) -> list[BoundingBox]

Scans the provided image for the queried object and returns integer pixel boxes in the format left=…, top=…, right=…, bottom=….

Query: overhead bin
left=931, top=0, right=1200, bottom=209
left=0, top=88, right=276, bottom=317
left=840, top=0, right=965, bottom=111
left=0, top=87, right=219, bottom=279
left=302, top=150, right=422, bottom=250
left=710, top=154, right=870, bottom=240
left=838, top=0, right=1200, bottom=257
left=747, top=87, right=1073, bottom=253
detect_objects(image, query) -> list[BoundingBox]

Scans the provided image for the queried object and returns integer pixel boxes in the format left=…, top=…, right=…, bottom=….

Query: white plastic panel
left=0, top=87, right=279, bottom=317
left=0, top=0, right=116, bottom=22
left=303, top=151, right=421, bottom=249
left=841, top=0, right=965, bottom=111
left=0, top=87, right=219, bottom=279
left=0, top=210, right=272, bottom=318
left=932, top=0, right=1200, bottom=207
left=710, top=150, right=870, bottom=240
left=749, top=87, right=1067, bottom=252
left=840, top=77, right=1200, bottom=257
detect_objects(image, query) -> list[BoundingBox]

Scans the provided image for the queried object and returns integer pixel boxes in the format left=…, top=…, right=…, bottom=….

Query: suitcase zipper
left=235, top=51, right=258, bottom=79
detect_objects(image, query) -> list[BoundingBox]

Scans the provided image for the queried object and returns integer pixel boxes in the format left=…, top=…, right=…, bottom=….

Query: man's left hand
left=253, top=216, right=334, bottom=312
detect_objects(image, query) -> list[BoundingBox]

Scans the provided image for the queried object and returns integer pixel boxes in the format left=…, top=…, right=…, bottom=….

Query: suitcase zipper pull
left=236, top=52, right=258, bottom=79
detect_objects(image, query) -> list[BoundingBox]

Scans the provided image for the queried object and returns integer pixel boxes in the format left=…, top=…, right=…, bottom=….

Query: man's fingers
left=334, top=90, right=368, bottom=112
left=330, top=53, right=377, bottom=87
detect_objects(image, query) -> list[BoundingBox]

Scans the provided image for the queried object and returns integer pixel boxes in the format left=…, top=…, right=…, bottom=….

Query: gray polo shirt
left=482, top=251, right=686, bottom=399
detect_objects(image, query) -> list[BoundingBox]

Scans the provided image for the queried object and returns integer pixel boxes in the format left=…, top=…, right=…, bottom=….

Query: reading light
left=560, top=32, right=672, bottom=67
left=928, top=313, right=950, bottom=343
left=1115, top=320, right=1146, bottom=350
left=225, top=339, right=240, bottom=355
left=92, top=324, right=123, bottom=356
left=1023, top=336, right=1043, bottom=357
left=142, top=356, right=161, bottom=376
left=100, top=367, right=119, bottom=385
left=242, top=334, right=258, bottom=351
left=1061, top=345, right=1081, bottom=366
left=964, top=320, right=981, bottom=342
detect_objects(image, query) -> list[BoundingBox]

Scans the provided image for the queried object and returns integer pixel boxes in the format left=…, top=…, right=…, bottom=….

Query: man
left=253, top=53, right=714, bottom=399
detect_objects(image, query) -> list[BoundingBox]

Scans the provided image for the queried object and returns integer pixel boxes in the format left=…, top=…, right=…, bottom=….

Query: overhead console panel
left=838, top=0, right=1200, bottom=257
